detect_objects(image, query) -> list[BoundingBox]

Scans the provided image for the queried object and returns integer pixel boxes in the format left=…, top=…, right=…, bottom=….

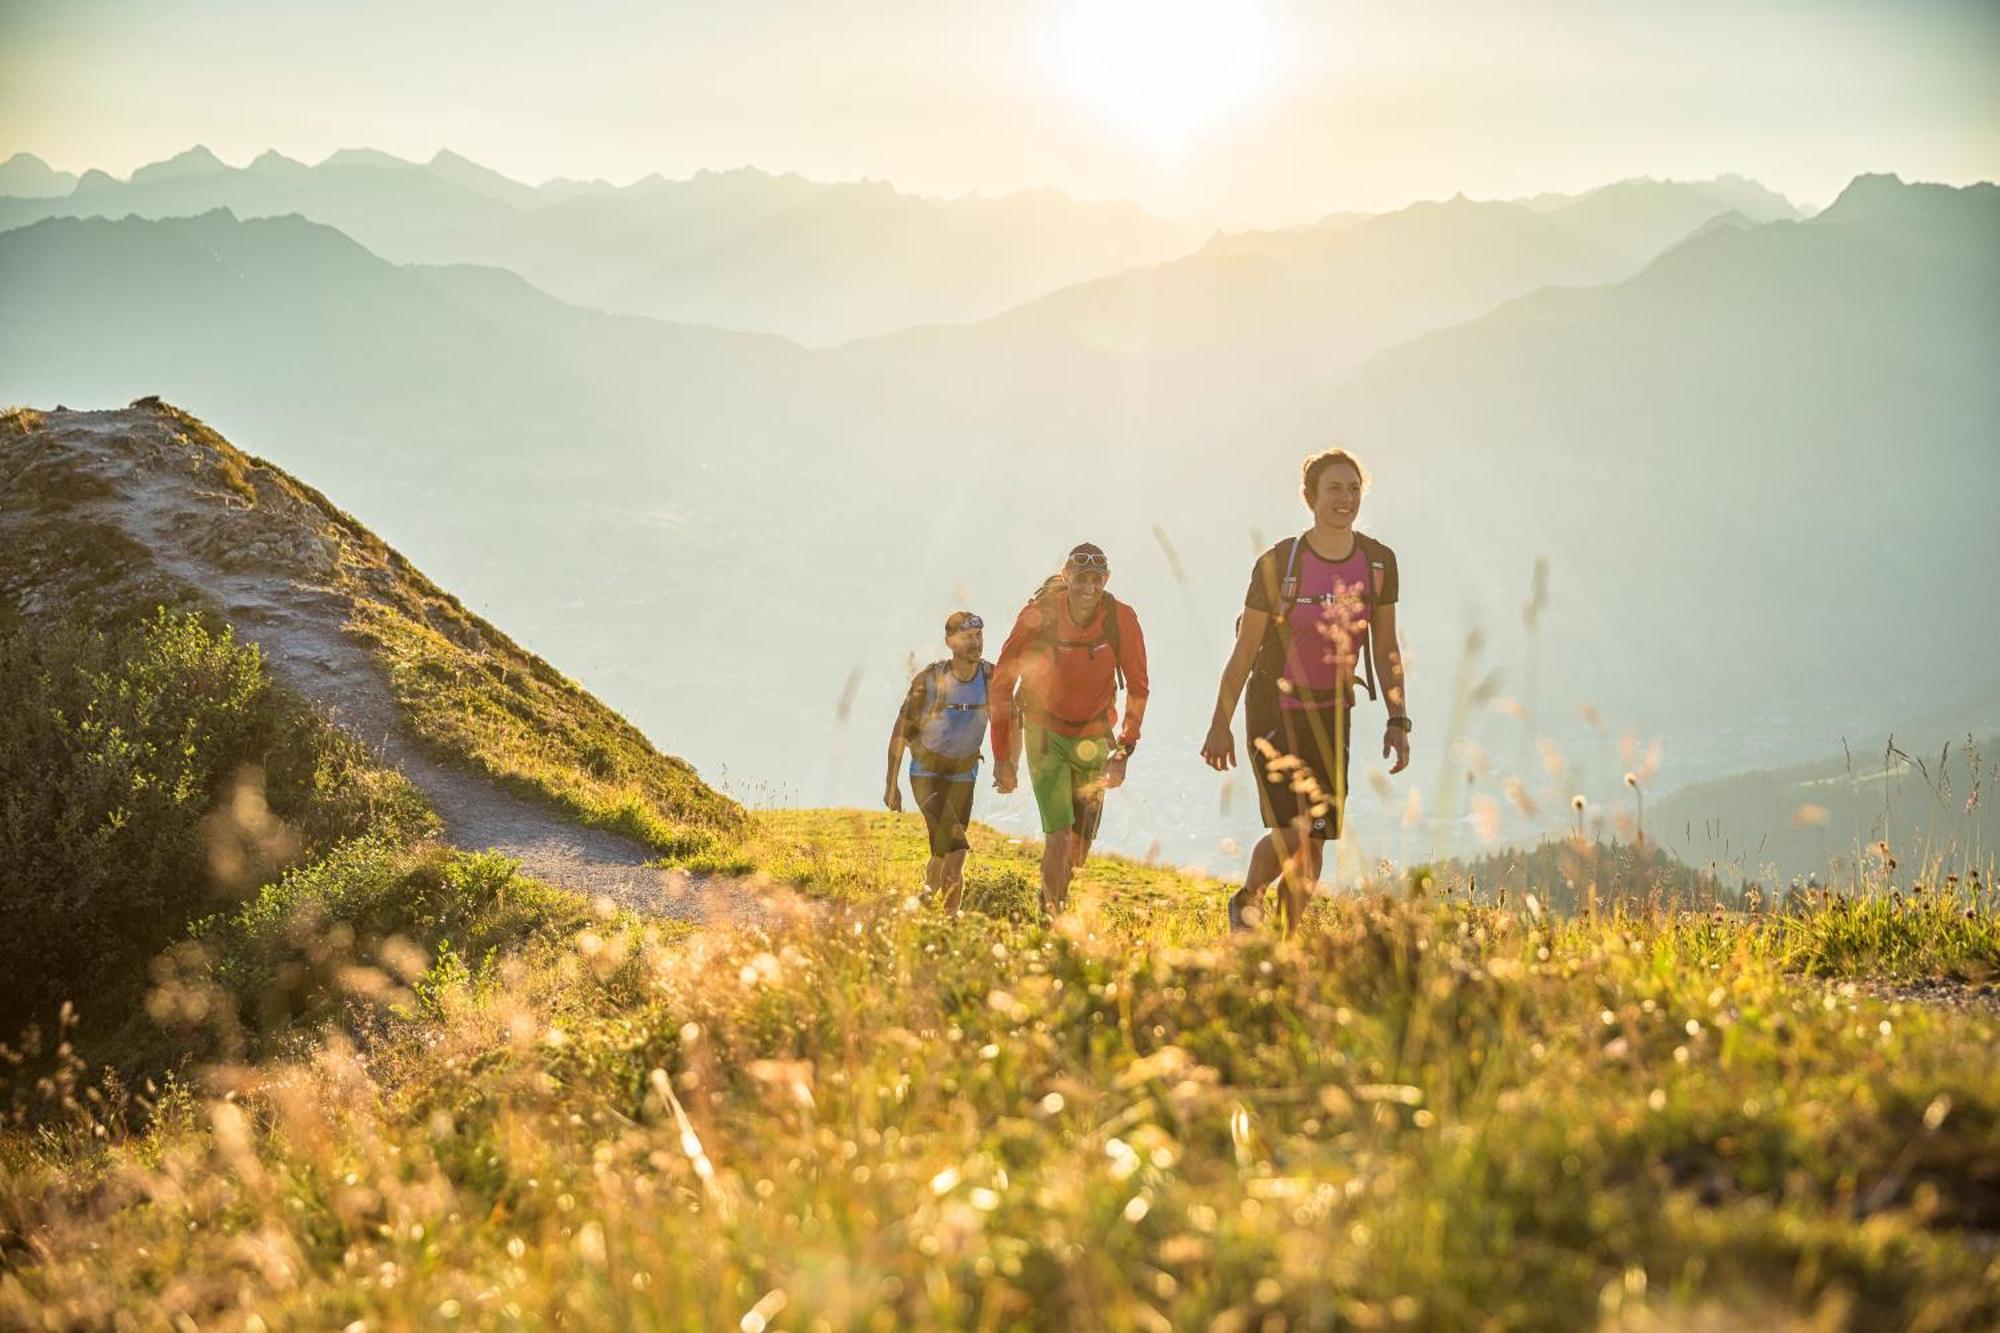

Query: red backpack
left=1021, top=576, right=1127, bottom=727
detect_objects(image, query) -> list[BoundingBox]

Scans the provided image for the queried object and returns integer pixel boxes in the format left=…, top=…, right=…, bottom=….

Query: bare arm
left=884, top=714, right=908, bottom=810
left=887, top=674, right=927, bottom=810
left=1201, top=607, right=1271, bottom=771
left=1372, top=602, right=1410, bottom=775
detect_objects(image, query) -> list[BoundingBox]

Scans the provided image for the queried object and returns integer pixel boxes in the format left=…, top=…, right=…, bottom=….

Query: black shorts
left=911, top=776, right=975, bottom=857
left=1250, top=704, right=1351, bottom=840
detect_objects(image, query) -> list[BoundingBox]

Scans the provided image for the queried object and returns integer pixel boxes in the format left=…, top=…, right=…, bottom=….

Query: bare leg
left=1230, top=834, right=1284, bottom=928
left=924, top=855, right=945, bottom=896
left=940, top=848, right=968, bottom=915
left=1040, top=829, right=1076, bottom=917
left=1273, top=822, right=1325, bottom=936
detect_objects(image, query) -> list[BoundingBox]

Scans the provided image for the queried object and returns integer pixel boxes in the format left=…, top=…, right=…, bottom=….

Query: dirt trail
left=11, top=408, right=762, bottom=924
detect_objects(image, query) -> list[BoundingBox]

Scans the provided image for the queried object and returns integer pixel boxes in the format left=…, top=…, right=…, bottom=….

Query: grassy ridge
left=349, top=596, right=746, bottom=856
left=2, top=401, right=748, bottom=860
left=6, top=810, right=1996, bottom=1330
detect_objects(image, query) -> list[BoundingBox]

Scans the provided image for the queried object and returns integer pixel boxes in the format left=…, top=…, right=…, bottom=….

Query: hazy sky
left=4, top=0, right=1995, bottom=223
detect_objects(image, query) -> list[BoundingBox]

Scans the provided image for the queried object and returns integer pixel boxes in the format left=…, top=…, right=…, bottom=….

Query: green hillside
left=3, top=399, right=1998, bottom=1327
left=1, top=402, right=746, bottom=851
left=1, top=400, right=746, bottom=1036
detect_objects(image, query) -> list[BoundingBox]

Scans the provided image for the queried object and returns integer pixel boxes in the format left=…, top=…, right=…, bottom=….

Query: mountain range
left=0, top=146, right=1204, bottom=344
left=2, top=157, right=1992, bottom=873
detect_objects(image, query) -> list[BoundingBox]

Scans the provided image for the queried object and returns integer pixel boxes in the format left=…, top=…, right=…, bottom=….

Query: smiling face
left=1306, top=460, right=1364, bottom=531
left=947, top=625, right=984, bottom=663
left=1063, top=564, right=1108, bottom=617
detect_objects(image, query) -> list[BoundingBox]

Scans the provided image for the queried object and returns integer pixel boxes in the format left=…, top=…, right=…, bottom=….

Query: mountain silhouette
left=1517, top=175, right=1801, bottom=261
left=0, top=151, right=77, bottom=197
left=0, top=146, right=1206, bottom=343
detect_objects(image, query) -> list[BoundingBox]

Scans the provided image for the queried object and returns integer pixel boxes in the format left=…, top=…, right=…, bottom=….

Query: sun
left=1044, top=0, right=1277, bottom=158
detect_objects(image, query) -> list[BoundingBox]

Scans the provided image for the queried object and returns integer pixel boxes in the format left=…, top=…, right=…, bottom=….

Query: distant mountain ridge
left=0, top=146, right=1205, bottom=344
left=833, top=175, right=1803, bottom=410
left=1514, top=174, right=1802, bottom=260
left=0, top=151, right=78, bottom=197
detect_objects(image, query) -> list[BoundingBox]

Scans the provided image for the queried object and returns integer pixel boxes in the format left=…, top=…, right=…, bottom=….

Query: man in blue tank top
left=885, top=610, right=992, bottom=913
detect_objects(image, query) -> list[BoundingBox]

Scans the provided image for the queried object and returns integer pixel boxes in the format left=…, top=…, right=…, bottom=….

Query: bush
left=0, top=609, right=432, bottom=1033
left=191, top=836, right=589, bottom=1039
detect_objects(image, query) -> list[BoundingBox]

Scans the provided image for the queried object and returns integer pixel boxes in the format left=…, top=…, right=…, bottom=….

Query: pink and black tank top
left=1279, top=541, right=1376, bottom=710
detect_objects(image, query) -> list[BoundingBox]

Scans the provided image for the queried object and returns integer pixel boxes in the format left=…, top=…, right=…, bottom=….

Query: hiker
left=885, top=611, right=993, bottom=913
left=1200, top=448, right=1411, bottom=933
left=991, top=543, right=1149, bottom=918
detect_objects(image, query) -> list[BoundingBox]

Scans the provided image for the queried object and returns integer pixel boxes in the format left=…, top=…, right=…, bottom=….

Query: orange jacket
left=990, top=589, right=1148, bottom=762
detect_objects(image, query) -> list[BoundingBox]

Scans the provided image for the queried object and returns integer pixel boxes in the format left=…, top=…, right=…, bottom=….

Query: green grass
left=672, top=808, right=1239, bottom=940
left=349, top=595, right=747, bottom=858
left=187, top=835, right=600, bottom=1044
left=8, top=812, right=1996, bottom=1330
left=1661, top=883, right=2000, bottom=984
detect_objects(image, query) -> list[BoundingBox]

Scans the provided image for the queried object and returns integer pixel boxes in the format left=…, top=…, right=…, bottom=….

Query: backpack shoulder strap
left=1355, top=531, right=1389, bottom=602
left=927, top=658, right=964, bottom=723
left=1101, top=593, right=1126, bottom=689
left=1260, top=533, right=1305, bottom=626
left=918, top=661, right=940, bottom=727
left=1351, top=536, right=1386, bottom=702
left=1032, top=579, right=1063, bottom=650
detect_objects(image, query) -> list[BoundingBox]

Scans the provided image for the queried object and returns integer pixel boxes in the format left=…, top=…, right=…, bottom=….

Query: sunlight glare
left=1046, top=0, right=1278, bottom=157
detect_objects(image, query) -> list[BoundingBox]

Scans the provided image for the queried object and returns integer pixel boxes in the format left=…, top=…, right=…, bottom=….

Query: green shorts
left=1025, top=727, right=1111, bottom=839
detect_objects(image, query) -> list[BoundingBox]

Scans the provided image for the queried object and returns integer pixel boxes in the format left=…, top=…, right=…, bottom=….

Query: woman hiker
left=1200, top=448, right=1412, bottom=933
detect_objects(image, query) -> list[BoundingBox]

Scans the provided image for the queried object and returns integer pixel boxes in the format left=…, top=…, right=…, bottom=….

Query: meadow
left=4, top=800, right=1996, bottom=1330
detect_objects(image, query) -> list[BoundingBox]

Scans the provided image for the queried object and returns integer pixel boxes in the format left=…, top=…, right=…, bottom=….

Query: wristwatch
left=1387, top=716, right=1413, bottom=734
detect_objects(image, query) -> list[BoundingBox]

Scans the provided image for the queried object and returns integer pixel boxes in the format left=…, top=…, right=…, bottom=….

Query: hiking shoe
left=1228, top=892, right=1270, bottom=933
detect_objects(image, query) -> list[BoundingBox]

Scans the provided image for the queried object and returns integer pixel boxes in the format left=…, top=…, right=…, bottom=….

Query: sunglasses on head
left=1066, top=553, right=1109, bottom=572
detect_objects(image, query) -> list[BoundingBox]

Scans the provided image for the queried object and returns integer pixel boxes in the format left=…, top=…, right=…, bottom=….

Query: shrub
left=0, top=609, right=432, bottom=1032
left=193, top=836, right=589, bottom=1040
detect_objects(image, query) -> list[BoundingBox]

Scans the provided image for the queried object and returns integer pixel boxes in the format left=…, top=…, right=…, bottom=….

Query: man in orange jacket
left=991, top=543, right=1149, bottom=917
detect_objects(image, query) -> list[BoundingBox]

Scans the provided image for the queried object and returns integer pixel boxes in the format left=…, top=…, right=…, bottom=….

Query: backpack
left=907, top=660, right=991, bottom=777
left=1027, top=575, right=1127, bottom=689
left=1242, top=533, right=1385, bottom=729
left=1008, top=576, right=1136, bottom=732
